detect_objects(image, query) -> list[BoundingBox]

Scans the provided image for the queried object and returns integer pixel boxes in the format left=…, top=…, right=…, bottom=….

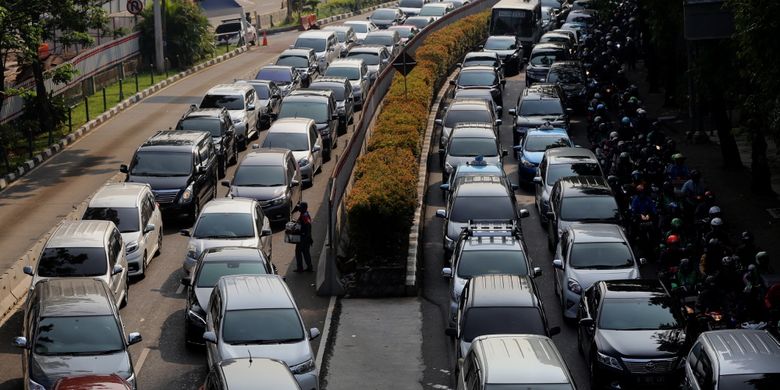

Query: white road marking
left=315, top=295, right=337, bottom=375
left=175, top=284, right=184, bottom=294
left=134, top=347, right=151, bottom=374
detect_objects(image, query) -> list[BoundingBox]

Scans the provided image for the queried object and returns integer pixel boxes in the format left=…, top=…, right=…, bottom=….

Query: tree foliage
left=137, top=0, right=215, bottom=69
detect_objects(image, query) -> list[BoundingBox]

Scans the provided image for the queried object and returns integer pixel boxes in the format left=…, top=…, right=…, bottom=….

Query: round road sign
left=127, top=0, right=144, bottom=15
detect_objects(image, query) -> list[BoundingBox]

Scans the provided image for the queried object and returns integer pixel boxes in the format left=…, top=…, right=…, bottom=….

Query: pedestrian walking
left=293, top=202, right=313, bottom=272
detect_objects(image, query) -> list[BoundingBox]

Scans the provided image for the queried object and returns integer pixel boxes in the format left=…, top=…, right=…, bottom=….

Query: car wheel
left=120, top=281, right=129, bottom=308
left=139, top=251, right=147, bottom=277
left=155, top=230, right=162, bottom=257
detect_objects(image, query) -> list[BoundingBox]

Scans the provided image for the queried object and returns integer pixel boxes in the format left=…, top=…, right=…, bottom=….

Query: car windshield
left=524, top=135, right=571, bottom=152
left=547, top=163, right=601, bottom=185
left=310, top=84, right=346, bottom=100
left=372, top=9, right=396, bottom=19
left=193, top=213, right=255, bottom=239
left=37, top=247, right=108, bottom=277
left=278, top=101, right=329, bottom=123
left=196, top=261, right=267, bottom=288
left=363, top=35, right=394, bottom=47
left=560, top=196, right=619, bottom=222
left=486, top=385, right=573, bottom=390
left=464, top=58, right=499, bottom=68
left=450, top=195, right=515, bottom=223
left=200, top=94, right=244, bottom=110
left=222, top=308, right=305, bottom=344
left=718, top=374, right=780, bottom=390
left=256, top=68, right=292, bottom=85
left=400, top=0, right=423, bottom=7
left=276, top=55, right=309, bottom=68
left=83, top=207, right=140, bottom=233
left=444, top=109, right=492, bottom=128
left=347, top=52, right=381, bottom=65
left=130, top=151, right=192, bottom=177
left=347, top=23, right=369, bottom=33
left=484, top=38, right=515, bottom=50
left=599, top=298, right=680, bottom=330
left=331, top=30, right=347, bottom=41
left=34, top=316, right=124, bottom=356
left=393, top=27, right=416, bottom=38
left=420, top=6, right=446, bottom=16
left=262, top=132, right=309, bottom=151
left=530, top=51, right=565, bottom=66
left=233, top=165, right=286, bottom=187
left=294, top=37, right=326, bottom=52
left=178, top=117, right=222, bottom=137
left=547, top=67, right=583, bottom=84
left=325, top=66, right=360, bottom=80
left=448, top=137, right=498, bottom=157
left=458, top=71, right=497, bottom=87
left=215, top=23, right=240, bottom=34
left=456, top=250, right=528, bottom=278
left=238, top=82, right=270, bottom=99
left=519, top=100, right=563, bottom=116
left=462, top=307, right=546, bottom=342
left=569, top=242, right=633, bottom=269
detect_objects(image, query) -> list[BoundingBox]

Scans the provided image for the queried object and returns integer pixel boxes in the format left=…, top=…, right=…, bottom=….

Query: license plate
left=636, top=376, right=666, bottom=384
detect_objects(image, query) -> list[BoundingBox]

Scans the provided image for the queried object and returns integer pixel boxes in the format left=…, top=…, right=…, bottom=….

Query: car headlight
left=126, top=241, right=139, bottom=254
left=567, top=279, right=582, bottom=294
left=596, top=352, right=623, bottom=371
left=520, top=157, right=535, bottom=168
left=187, top=244, right=198, bottom=260
left=269, top=193, right=288, bottom=206
left=28, top=379, right=45, bottom=390
left=181, top=185, right=194, bottom=203
left=445, top=162, right=454, bottom=173
left=290, top=358, right=316, bottom=374
left=299, top=158, right=310, bottom=167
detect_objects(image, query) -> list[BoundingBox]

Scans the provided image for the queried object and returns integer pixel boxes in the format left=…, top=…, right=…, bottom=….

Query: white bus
left=489, top=0, right=542, bottom=56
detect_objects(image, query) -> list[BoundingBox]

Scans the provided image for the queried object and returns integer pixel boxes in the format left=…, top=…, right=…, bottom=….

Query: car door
left=245, top=90, right=258, bottom=132
left=108, top=230, right=125, bottom=305
left=221, top=112, right=235, bottom=156
left=554, top=228, right=568, bottom=294
left=270, top=83, right=282, bottom=115
left=255, top=203, right=272, bottom=259
left=580, top=286, right=599, bottom=359
left=205, top=290, right=223, bottom=366
left=309, top=123, right=323, bottom=169
left=535, top=156, right=547, bottom=205
left=201, top=141, right=218, bottom=202
left=548, top=184, right=561, bottom=239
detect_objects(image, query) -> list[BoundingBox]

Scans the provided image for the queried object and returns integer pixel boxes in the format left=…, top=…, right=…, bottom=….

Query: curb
left=263, top=1, right=399, bottom=35
left=0, top=46, right=249, bottom=192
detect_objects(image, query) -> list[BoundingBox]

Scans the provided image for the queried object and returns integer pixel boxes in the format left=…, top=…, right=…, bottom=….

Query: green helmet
left=671, top=218, right=683, bottom=228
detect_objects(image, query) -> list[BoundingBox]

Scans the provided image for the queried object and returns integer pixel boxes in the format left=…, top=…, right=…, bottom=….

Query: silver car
left=346, top=45, right=390, bottom=85
left=343, top=21, right=379, bottom=43
left=324, top=58, right=369, bottom=107
left=552, top=223, right=641, bottom=319
left=322, top=25, right=358, bottom=56
left=261, top=118, right=323, bottom=186
left=200, top=84, right=259, bottom=148
left=435, top=99, right=499, bottom=150
left=533, top=147, right=602, bottom=226
left=180, top=198, right=272, bottom=275
left=203, top=275, right=320, bottom=390
left=363, top=30, right=402, bottom=57
left=442, top=123, right=505, bottom=178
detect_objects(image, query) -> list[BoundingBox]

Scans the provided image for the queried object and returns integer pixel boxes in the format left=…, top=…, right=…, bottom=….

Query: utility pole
left=153, top=0, right=164, bottom=73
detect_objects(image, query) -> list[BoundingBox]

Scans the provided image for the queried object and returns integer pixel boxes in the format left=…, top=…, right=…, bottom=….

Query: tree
left=137, top=0, right=214, bottom=69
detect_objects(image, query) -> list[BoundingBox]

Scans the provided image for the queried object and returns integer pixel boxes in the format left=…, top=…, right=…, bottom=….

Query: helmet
left=741, top=231, right=753, bottom=242
left=668, top=202, right=680, bottom=210
left=597, top=103, right=606, bottom=111
left=619, top=152, right=630, bottom=160
left=704, top=191, right=715, bottom=200
left=631, top=170, right=642, bottom=181
left=636, top=184, right=645, bottom=193
left=671, top=218, right=683, bottom=228
left=672, top=153, right=685, bottom=161
left=705, top=275, right=717, bottom=286
left=680, top=258, right=690, bottom=268
left=709, top=206, right=721, bottom=216
left=708, top=238, right=721, bottom=247
left=636, top=108, right=647, bottom=116
left=756, top=252, right=769, bottom=264
left=691, top=169, right=701, bottom=180
left=609, top=131, right=619, bottom=140
left=607, top=175, right=619, bottom=186
left=621, top=116, right=631, bottom=125
left=722, top=256, right=733, bottom=266
left=748, top=264, right=757, bottom=272
left=628, top=96, right=638, bottom=104
left=594, top=116, right=603, bottom=124
left=594, top=92, right=602, bottom=99
left=710, top=217, right=723, bottom=227
left=666, top=235, right=680, bottom=245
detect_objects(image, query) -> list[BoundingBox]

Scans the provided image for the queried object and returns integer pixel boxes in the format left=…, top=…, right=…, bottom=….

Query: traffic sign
left=392, top=52, right=417, bottom=77
left=127, top=0, right=144, bottom=15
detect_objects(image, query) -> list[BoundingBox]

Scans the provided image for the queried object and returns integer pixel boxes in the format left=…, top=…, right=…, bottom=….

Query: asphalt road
left=0, top=13, right=369, bottom=390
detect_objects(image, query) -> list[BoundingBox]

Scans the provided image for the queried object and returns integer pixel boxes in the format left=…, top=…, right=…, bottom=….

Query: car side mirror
left=533, top=176, right=542, bottom=185
left=13, top=337, right=28, bottom=349
left=496, top=105, right=502, bottom=112
left=261, top=227, right=272, bottom=237
left=434, top=119, right=443, bottom=126
left=552, top=259, right=563, bottom=269
left=180, top=229, right=191, bottom=237
left=546, top=211, right=555, bottom=220
left=23, top=265, right=34, bottom=276
left=180, top=277, right=191, bottom=286
left=312, top=145, right=321, bottom=152
left=501, top=79, right=506, bottom=85
left=508, top=108, right=517, bottom=116
left=252, top=143, right=261, bottom=149
left=203, top=331, right=218, bottom=344
left=310, top=328, right=321, bottom=339
left=143, top=224, right=155, bottom=234
left=441, top=267, right=453, bottom=278
left=291, top=179, right=300, bottom=187
left=502, top=149, right=508, bottom=157
left=565, top=107, right=574, bottom=114
left=112, top=264, right=124, bottom=276
left=495, top=119, right=502, bottom=126
left=478, top=44, right=484, bottom=49
left=519, top=209, right=530, bottom=218
left=435, top=209, right=447, bottom=218
left=511, top=183, right=519, bottom=191
left=449, top=80, right=456, bottom=86
left=533, top=267, right=542, bottom=278
left=513, top=145, right=522, bottom=151
left=549, top=326, right=561, bottom=336
left=127, top=332, right=143, bottom=346
left=247, top=104, right=256, bottom=111
left=445, top=327, right=457, bottom=338
left=196, top=165, right=207, bottom=174
left=439, top=183, right=450, bottom=191
left=366, top=16, right=370, bottom=19
left=119, top=164, right=128, bottom=173
left=456, top=62, right=462, bottom=68
left=639, top=257, right=647, bottom=265
left=289, top=44, right=295, bottom=49
left=578, top=318, right=594, bottom=328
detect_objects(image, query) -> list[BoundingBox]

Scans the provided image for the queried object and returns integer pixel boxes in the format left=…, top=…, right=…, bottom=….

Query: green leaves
left=136, top=0, right=214, bottom=68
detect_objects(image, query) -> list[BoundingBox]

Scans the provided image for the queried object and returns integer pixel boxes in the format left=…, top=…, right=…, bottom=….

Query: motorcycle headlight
left=28, top=379, right=45, bottom=390
left=520, top=157, right=535, bottom=168
left=596, top=352, right=623, bottom=371
left=567, top=279, right=582, bottom=294
left=299, top=158, right=310, bottom=167
left=290, top=358, right=316, bottom=374
left=126, top=241, right=139, bottom=254
left=186, top=244, right=198, bottom=260
left=181, top=185, right=194, bottom=203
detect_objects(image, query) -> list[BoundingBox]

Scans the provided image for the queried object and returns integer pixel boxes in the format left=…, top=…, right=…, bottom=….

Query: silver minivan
left=292, top=31, right=340, bottom=73
left=24, top=220, right=129, bottom=309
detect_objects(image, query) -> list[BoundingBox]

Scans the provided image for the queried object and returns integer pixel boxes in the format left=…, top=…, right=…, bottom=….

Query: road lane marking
left=315, top=295, right=336, bottom=376
left=134, top=347, right=151, bottom=374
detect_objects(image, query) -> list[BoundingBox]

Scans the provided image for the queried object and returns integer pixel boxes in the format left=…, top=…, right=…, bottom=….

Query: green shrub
left=137, top=0, right=214, bottom=68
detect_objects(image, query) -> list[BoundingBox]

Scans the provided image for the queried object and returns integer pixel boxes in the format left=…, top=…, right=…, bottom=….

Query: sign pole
left=403, top=58, right=407, bottom=99
left=153, top=0, right=164, bottom=73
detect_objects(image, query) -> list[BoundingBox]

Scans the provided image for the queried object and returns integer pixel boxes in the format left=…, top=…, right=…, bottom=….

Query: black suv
left=308, top=77, right=355, bottom=134
left=278, top=89, right=340, bottom=160
left=509, top=83, right=571, bottom=145
left=526, top=42, right=571, bottom=86
left=546, top=61, right=587, bottom=111
left=176, top=106, right=238, bottom=178
left=121, top=130, right=218, bottom=222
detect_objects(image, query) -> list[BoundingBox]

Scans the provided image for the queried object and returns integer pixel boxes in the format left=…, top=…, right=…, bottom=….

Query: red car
left=54, top=374, right=132, bottom=390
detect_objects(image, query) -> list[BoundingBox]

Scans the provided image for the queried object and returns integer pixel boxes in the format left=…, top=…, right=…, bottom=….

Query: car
left=322, top=25, right=358, bottom=56
left=682, top=329, right=780, bottom=390
left=345, top=45, right=390, bottom=84
left=552, top=28, right=580, bottom=47
left=214, top=17, right=257, bottom=46
left=546, top=176, right=622, bottom=251
left=291, top=30, right=341, bottom=73
left=534, top=147, right=602, bottom=226
left=446, top=274, right=560, bottom=361
left=460, top=51, right=504, bottom=80
left=362, top=30, right=402, bottom=57
left=203, top=275, right=320, bottom=390
left=368, top=8, right=406, bottom=29
left=541, top=5, right=557, bottom=31
left=343, top=20, right=378, bottom=43
left=14, top=279, right=142, bottom=390
left=83, top=183, right=163, bottom=277
left=54, top=374, right=133, bottom=390
left=202, top=358, right=302, bottom=390
left=121, top=130, right=218, bottom=222
left=455, top=334, right=577, bottom=390
left=309, top=77, right=355, bottom=131
left=418, top=2, right=454, bottom=21
left=233, top=79, right=282, bottom=128
left=441, top=123, right=506, bottom=178
left=404, top=16, right=434, bottom=29
left=525, top=42, right=571, bottom=86
left=222, top=148, right=302, bottom=222
left=180, top=198, right=272, bottom=275
left=199, top=84, right=259, bottom=148
left=23, top=220, right=130, bottom=309
left=441, top=221, right=541, bottom=325
left=255, top=65, right=302, bottom=97
left=398, top=0, right=426, bottom=16
left=481, top=35, right=523, bottom=74
left=435, top=98, right=499, bottom=150
left=514, top=125, right=572, bottom=183
left=566, top=8, right=596, bottom=27
left=275, top=48, right=319, bottom=88
left=261, top=118, right=323, bottom=186
left=508, top=83, right=570, bottom=145
left=450, top=65, right=505, bottom=108
left=323, top=58, right=369, bottom=108
left=445, top=0, right=470, bottom=8
left=439, top=156, right=517, bottom=203
left=552, top=223, right=641, bottom=319
left=452, top=89, right=502, bottom=116
left=578, top=279, right=687, bottom=389
left=546, top=61, right=587, bottom=110
left=279, top=90, right=339, bottom=160
left=435, top=175, right=527, bottom=255
left=176, top=106, right=238, bottom=177
left=181, top=247, right=276, bottom=345
left=388, top=25, right=419, bottom=44
left=539, top=32, right=576, bottom=55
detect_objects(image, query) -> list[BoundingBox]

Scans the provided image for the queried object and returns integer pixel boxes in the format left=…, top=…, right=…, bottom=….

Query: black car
left=450, top=65, right=505, bottom=108
left=578, top=279, right=687, bottom=389
left=368, top=8, right=406, bottom=29
left=508, top=84, right=571, bottom=145
left=176, top=106, right=238, bottom=178
left=481, top=35, right=524, bottom=74
left=526, top=42, right=571, bottom=86
left=255, top=65, right=302, bottom=97
left=278, top=89, right=339, bottom=160
left=235, top=79, right=283, bottom=129
left=121, top=130, right=218, bottom=222
left=546, top=61, right=587, bottom=111
left=308, top=77, right=355, bottom=134
left=275, top=48, right=319, bottom=88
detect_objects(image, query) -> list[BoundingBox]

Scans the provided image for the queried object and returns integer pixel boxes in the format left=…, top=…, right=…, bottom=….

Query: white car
left=418, top=2, right=454, bottom=21
left=83, top=183, right=163, bottom=277
left=291, top=30, right=341, bottom=73
left=344, top=20, right=379, bottom=43
left=200, top=84, right=259, bottom=148
left=261, top=118, right=323, bottom=186
left=214, top=17, right=257, bottom=46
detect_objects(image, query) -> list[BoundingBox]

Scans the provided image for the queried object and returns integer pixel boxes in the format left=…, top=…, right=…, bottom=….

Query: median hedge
left=345, top=11, right=490, bottom=265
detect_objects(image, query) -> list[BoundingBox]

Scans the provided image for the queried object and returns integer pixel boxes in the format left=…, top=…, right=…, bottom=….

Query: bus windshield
left=491, top=8, right=535, bottom=38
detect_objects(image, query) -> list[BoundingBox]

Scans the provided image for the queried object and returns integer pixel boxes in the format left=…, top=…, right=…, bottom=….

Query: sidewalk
left=323, top=298, right=423, bottom=390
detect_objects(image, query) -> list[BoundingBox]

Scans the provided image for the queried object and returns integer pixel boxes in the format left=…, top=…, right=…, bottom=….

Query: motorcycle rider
left=736, top=231, right=758, bottom=269
left=629, top=184, right=657, bottom=245
left=700, top=238, right=726, bottom=276
left=696, top=275, right=725, bottom=313
left=665, top=153, right=690, bottom=184
left=671, top=258, right=700, bottom=296
left=682, top=170, right=706, bottom=212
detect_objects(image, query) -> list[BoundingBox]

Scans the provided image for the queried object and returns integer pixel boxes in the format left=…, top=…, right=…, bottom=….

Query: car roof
left=219, top=275, right=294, bottom=310
left=183, top=108, right=224, bottom=118
left=37, top=279, right=114, bottom=317
left=297, top=30, right=335, bottom=39
left=526, top=128, right=568, bottom=137
left=550, top=60, right=582, bottom=69
left=366, top=30, right=397, bottom=37
left=288, top=89, right=333, bottom=99
left=451, top=125, right=496, bottom=138
left=462, top=235, right=522, bottom=250
left=330, top=58, right=365, bottom=67
left=448, top=99, right=492, bottom=111
left=545, top=147, right=596, bottom=163
left=423, top=2, right=450, bottom=7
left=259, top=65, right=293, bottom=73
left=373, top=7, right=397, bottom=12
left=311, top=77, right=349, bottom=86
left=460, top=65, right=497, bottom=73
left=201, top=198, right=256, bottom=214
left=206, top=83, right=253, bottom=95
left=323, top=25, right=352, bottom=32
left=522, top=86, right=560, bottom=100
left=600, top=279, right=667, bottom=299
left=569, top=223, right=626, bottom=243
left=455, top=178, right=510, bottom=197
left=486, top=35, right=516, bottom=40
left=219, top=358, right=300, bottom=389
left=280, top=48, right=314, bottom=57
left=700, top=330, right=780, bottom=376
left=455, top=163, right=503, bottom=175
left=467, top=274, right=538, bottom=308
left=344, top=20, right=372, bottom=25
left=531, top=42, right=567, bottom=52
left=473, top=335, right=572, bottom=385
left=240, top=149, right=288, bottom=166
left=141, top=130, right=208, bottom=151
left=558, top=175, right=611, bottom=195
left=48, top=220, right=113, bottom=248
left=89, top=183, right=149, bottom=208
left=268, top=118, right=314, bottom=133
left=464, top=51, right=500, bottom=60
left=202, top=246, right=268, bottom=263
left=348, top=45, right=386, bottom=53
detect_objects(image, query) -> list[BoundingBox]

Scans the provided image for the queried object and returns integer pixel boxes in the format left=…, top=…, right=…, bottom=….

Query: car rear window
left=177, top=117, right=222, bottom=137
left=200, top=94, right=244, bottom=111
left=546, top=163, right=601, bottom=185
left=276, top=55, right=309, bottom=69
left=193, top=213, right=255, bottom=239
left=458, top=71, right=497, bottom=87
left=222, top=308, right=304, bottom=344
left=444, top=109, right=492, bottom=128
left=196, top=261, right=268, bottom=288
left=524, top=135, right=571, bottom=152
left=233, top=165, right=286, bottom=187
left=456, top=250, right=528, bottom=278
left=560, top=196, right=619, bottom=222
left=450, top=195, right=515, bottom=223
left=83, top=207, right=140, bottom=233
left=37, top=247, right=108, bottom=277
left=448, top=137, right=499, bottom=157
left=462, top=307, right=546, bottom=342
left=569, top=242, right=633, bottom=269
